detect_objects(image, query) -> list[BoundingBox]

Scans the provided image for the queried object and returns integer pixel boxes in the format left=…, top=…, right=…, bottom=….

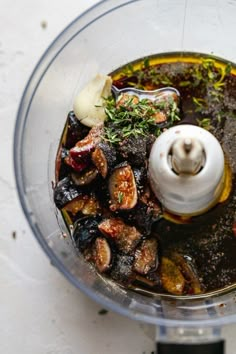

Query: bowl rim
left=13, top=0, right=236, bottom=328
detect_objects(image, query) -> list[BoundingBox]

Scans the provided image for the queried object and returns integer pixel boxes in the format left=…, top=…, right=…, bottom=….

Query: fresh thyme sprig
left=103, top=94, right=180, bottom=144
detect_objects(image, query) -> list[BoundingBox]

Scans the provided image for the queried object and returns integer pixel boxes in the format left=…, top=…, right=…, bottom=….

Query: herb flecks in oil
left=197, top=118, right=212, bottom=131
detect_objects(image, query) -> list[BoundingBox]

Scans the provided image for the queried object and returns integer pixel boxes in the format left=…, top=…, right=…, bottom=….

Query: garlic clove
left=73, top=74, right=112, bottom=127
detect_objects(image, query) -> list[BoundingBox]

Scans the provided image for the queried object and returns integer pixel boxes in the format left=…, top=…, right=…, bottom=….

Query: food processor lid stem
left=171, top=137, right=205, bottom=175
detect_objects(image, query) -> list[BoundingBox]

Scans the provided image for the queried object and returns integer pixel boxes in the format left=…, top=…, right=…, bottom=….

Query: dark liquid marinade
left=57, top=52, right=236, bottom=298
left=112, top=52, right=236, bottom=296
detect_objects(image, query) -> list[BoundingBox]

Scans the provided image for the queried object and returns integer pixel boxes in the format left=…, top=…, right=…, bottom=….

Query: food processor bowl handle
left=156, top=341, right=225, bottom=354
left=156, top=326, right=225, bottom=354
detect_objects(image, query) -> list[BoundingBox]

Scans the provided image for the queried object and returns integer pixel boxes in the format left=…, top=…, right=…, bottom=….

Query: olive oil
left=111, top=52, right=236, bottom=297
left=55, top=52, right=236, bottom=298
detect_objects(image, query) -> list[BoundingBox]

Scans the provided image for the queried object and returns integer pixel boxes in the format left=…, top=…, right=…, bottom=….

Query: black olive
left=73, top=216, right=102, bottom=251
left=54, top=176, right=80, bottom=209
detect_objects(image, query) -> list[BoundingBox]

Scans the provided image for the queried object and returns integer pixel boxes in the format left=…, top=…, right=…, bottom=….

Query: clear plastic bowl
left=14, top=0, right=236, bottom=334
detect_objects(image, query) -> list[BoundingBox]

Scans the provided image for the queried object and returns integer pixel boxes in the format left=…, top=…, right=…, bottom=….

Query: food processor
left=14, top=0, right=236, bottom=352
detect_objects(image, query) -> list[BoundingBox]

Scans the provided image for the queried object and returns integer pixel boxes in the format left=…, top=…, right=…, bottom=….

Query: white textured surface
left=0, top=0, right=235, bottom=353
left=0, top=1, right=153, bottom=353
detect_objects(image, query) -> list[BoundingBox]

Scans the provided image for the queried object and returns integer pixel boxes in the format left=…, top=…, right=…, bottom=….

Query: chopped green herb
left=192, top=97, right=207, bottom=112
left=103, top=94, right=180, bottom=144
left=197, top=118, right=212, bottom=130
left=179, top=80, right=191, bottom=87
left=225, top=62, right=232, bottom=75
left=193, top=97, right=206, bottom=107
left=103, top=128, right=121, bottom=143
left=228, top=111, right=236, bottom=119
left=117, top=191, right=124, bottom=204
left=143, top=57, right=150, bottom=69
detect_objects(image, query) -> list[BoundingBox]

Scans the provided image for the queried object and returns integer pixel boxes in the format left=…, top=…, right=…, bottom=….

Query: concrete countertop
left=0, top=0, right=235, bottom=353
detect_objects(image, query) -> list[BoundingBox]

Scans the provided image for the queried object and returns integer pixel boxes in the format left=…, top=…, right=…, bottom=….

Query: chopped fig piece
left=170, top=253, right=202, bottom=295
left=82, top=195, right=100, bottom=215
left=73, top=216, right=101, bottom=250
left=153, top=111, right=167, bottom=124
left=139, top=186, right=162, bottom=218
left=66, top=125, right=104, bottom=172
left=151, top=90, right=180, bottom=127
left=133, top=238, right=158, bottom=275
left=64, top=155, right=89, bottom=173
left=54, top=177, right=80, bottom=209
left=70, top=143, right=94, bottom=159
left=123, top=186, right=162, bottom=234
left=71, top=167, right=98, bottom=186
left=122, top=201, right=161, bottom=235
left=160, top=257, right=185, bottom=295
left=63, top=195, right=88, bottom=215
left=69, top=124, right=103, bottom=159
left=92, top=147, right=108, bottom=178
left=92, top=142, right=116, bottom=178
left=62, top=189, right=100, bottom=216
left=94, top=237, right=111, bottom=273
left=116, top=93, right=139, bottom=107
left=109, top=164, right=137, bottom=211
left=98, top=218, right=141, bottom=254
left=75, top=124, right=103, bottom=148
